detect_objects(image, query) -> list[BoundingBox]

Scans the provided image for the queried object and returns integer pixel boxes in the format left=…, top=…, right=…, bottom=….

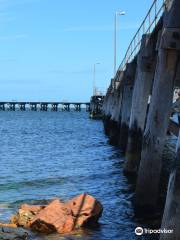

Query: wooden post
left=118, top=60, right=137, bottom=152
left=135, top=27, right=180, bottom=210
left=124, top=34, right=156, bottom=174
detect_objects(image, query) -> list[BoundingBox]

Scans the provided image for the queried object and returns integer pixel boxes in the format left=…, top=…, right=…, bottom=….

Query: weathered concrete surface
left=102, top=86, right=116, bottom=138
left=102, top=62, right=137, bottom=149
left=118, top=60, right=137, bottom=152
left=102, top=71, right=124, bottom=145
left=135, top=50, right=179, bottom=211
left=135, top=9, right=180, bottom=210
left=124, top=34, right=156, bottom=174
left=107, top=90, right=121, bottom=145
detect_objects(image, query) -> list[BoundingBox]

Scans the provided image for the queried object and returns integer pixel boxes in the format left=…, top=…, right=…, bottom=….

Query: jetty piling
left=118, top=61, right=137, bottom=152
left=101, top=0, right=180, bottom=237
left=30, top=103, right=37, bottom=111
left=135, top=0, right=180, bottom=211
left=124, top=34, right=156, bottom=174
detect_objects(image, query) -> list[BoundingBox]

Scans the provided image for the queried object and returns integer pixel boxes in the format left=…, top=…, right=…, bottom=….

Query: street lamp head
left=116, top=11, right=125, bottom=16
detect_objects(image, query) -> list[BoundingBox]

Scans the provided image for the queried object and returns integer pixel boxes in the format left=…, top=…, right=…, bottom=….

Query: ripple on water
left=0, top=112, right=145, bottom=240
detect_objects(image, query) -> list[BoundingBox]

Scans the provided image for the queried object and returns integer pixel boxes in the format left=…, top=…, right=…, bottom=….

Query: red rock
left=67, top=193, right=103, bottom=228
left=30, top=199, right=75, bottom=234
left=10, top=204, right=45, bottom=228
left=20, top=204, right=45, bottom=214
left=10, top=194, right=103, bottom=234
left=10, top=215, right=19, bottom=226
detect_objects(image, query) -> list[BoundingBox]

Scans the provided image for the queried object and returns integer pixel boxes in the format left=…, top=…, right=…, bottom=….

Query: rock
left=10, top=215, right=18, bottom=226
left=10, top=194, right=103, bottom=235
left=20, top=204, right=45, bottom=215
left=67, top=193, right=103, bottom=228
left=0, top=223, right=17, bottom=228
left=11, top=204, right=45, bottom=228
left=0, top=227, right=28, bottom=240
left=17, top=209, right=34, bottom=228
left=30, top=199, right=74, bottom=234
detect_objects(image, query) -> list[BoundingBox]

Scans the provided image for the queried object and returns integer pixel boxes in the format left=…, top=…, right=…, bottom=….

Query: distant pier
left=0, top=102, right=90, bottom=112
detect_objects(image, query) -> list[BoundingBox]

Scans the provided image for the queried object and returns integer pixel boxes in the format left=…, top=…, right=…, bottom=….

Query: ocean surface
left=0, top=111, right=163, bottom=240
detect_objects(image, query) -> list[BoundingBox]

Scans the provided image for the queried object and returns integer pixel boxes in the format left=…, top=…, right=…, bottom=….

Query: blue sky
left=0, top=0, right=153, bottom=101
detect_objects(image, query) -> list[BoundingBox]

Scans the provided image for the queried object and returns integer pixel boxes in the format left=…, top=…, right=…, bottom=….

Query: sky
left=0, top=0, right=153, bottom=102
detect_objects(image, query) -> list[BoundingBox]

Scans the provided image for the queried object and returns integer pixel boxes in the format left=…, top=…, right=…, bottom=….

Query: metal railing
left=118, top=0, right=166, bottom=72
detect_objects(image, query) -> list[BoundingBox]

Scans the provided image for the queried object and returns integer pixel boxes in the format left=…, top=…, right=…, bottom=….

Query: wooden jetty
left=0, top=102, right=90, bottom=112
left=100, top=0, right=180, bottom=238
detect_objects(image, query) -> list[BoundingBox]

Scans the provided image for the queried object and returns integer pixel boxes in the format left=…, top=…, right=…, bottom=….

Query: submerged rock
left=0, top=227, right=28, bottom=240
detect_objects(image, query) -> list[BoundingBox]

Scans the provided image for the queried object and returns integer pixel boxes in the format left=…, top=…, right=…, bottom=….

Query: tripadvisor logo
left=135, top=227, right=174, bottom=236
left=135, top=227, right=143, bottom=236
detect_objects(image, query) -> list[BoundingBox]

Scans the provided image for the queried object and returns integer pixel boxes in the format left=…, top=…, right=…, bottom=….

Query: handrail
left=117, top=0, right=166, bottom=73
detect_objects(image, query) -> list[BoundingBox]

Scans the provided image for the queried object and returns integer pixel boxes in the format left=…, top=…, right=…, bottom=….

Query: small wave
left=10, top=199, right=50, bottom=209
left=0, top=176, right=67, bottom=191
left=0, top=203, right=12, bottom=209
left=0, top=172, right=110, bottom=192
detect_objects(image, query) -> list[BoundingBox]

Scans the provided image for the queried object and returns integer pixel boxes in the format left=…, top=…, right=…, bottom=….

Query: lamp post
left=93, top=62, right=100, bottom=96
left=114, top=11, right=125, bottom=77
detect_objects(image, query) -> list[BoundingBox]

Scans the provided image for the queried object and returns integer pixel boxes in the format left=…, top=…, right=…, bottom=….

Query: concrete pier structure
left=135, top=0, right=180, bottom=211
left=101, top=0, right=180, bottom=237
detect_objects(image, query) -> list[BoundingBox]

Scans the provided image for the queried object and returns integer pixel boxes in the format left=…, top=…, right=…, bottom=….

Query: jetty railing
left=117, top=0, right=166, bottom=73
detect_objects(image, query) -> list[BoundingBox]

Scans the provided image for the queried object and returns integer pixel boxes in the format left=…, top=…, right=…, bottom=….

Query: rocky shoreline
left=0, top=193, right=103, bottom=240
